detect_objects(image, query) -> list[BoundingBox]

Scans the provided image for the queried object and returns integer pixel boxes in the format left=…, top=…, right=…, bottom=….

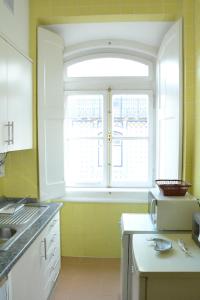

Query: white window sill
left=63, top=187, right=150, bottom=203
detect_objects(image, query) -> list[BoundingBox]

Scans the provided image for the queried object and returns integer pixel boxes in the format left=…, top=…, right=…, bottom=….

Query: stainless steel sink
left=0, top=203, right=49, bottom=251
left=0, top=226, right=18, bottom=249
left=0, top=227, right=17, bottom=241
left=0, top=205, right=48, bottom=225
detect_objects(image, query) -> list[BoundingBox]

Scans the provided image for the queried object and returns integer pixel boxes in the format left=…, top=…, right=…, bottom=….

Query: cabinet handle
left=41, top=239, right=47, bottom=260
left=50, top=248, right=56, bottom=260
left=4, top=121, right=14, bottom=145
left=50, top=220, right=57, bottom=228
left=10, top=121, right=14, bottom=145
left=4, top=122, right=11, bottom=145
left=50, top=234, right=57, bottom=246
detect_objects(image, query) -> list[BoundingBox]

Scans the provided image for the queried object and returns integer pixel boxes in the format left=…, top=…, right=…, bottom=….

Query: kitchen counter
left=121, top=213, right=155, bottom=235
left=0, top=201, right=62, bottom=280
left=132, top=233, right=199, bottom=276
left=131, top=233, right=200, bottom=300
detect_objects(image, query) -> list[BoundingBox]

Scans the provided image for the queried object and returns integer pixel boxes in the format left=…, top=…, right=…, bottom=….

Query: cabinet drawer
left=45, top=215, right=60, bottom=247
left=46, top=257, right=60, bottom=281
left=44, top=259, right=61, bottom=299
left=46, top=228, right=59, bottom=253
left=46, top=243, right=60, bottom=271
left=46, top=213, right=59, bottom=232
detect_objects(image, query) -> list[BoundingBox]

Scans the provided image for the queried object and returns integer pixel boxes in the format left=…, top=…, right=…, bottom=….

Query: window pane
left=112, top=94, right=149, bottom=137
left=67, top=58, right=149, bottom=77
left=111, top=139, right=148, bottom=184
left=65, top=95, right=103, bottom=137
left=65, top=139, right=104, bottom=186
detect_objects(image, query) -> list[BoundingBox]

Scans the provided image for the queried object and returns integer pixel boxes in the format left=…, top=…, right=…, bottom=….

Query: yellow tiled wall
left=60, top=202, right=147, bottom=257
left=0, top=0, right=196, bottom=257
left=193, top=0, right=200, bottom=196
left=182, top=0, right=195, bottom=183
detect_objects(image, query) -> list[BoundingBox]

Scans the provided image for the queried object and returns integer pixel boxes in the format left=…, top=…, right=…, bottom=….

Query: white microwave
left=148, top=188, right=200, bottom=230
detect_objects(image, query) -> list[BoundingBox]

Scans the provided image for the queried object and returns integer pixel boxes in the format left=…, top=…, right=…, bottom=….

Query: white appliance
left=120, top=214, right=156, bottom=300
left=131, top=233, right=200, bottom=300
left=148, top=188, right=200, bottom=230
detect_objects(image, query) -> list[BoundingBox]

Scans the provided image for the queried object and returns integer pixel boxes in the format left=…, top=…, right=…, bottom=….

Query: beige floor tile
left=49, top=257, right=120, bottom=300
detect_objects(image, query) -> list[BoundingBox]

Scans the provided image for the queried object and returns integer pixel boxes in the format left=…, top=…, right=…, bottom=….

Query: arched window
left=64, top=51, right=154, bottom=188
left=66, top=57, right=149, bottom=77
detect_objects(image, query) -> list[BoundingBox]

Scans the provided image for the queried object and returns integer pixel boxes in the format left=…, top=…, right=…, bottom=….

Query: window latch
left=107, top=132, right=112, bottom=142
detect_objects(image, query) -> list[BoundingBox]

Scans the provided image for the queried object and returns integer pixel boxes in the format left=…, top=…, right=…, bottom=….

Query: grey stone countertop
left=0, top=201, right=63, bottom=280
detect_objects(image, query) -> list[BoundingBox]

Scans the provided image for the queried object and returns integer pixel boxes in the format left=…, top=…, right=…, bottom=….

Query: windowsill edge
left=63, top=187, right=150, bottom=203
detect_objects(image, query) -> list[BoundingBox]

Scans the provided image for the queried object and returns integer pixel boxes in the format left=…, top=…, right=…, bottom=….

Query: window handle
left=107, top=132, right=112, bottom=142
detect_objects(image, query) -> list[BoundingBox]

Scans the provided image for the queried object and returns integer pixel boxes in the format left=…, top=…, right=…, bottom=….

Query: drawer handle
left=41, top=239, right=47, bottom=260
left=50, top=220, right=57, bottom=228
left=50, top=261, right=58, bottom=274
left=49, top=249, right=56, bottom=260
left=50, top=234, right=57, bottom=246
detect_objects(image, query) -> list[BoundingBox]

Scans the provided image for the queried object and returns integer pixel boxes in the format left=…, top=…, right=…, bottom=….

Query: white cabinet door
left=0, top=37, right=8, bottom=153
left=131, top=251, right=146, bottom=300
left=7, top=43, right=32, bottom=151
left=0, top=36, right=32, bottom=153
left=0, top=0, right=29, bottom=55
left=10, top=233, right=45, bottom=300
left=9, top=212, right=61, bottom=300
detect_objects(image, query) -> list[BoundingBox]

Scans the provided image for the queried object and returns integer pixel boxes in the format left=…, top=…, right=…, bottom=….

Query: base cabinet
left=9, top=212, right=60, bottom=300
left=9, top=231, right=44, bottom=300
left=120, top=214, right=156, bottom=300
left=42, top=212, right=61, bottom=299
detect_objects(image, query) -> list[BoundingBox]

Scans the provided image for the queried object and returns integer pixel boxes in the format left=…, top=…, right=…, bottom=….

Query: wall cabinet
left=0, top=0, right=29, bottom=56
left=9, top=212, right=61, bottom=300
left=0, top=36, right=32, bottom=153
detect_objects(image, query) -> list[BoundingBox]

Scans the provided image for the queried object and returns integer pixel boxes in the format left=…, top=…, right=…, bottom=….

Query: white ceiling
left=45, top=21, right=173, bottom=49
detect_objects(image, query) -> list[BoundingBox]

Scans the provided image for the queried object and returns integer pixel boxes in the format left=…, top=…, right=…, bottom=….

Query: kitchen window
left=64, top=56, right=154, bottom=189
left=38, top=24, right=182, bottom=201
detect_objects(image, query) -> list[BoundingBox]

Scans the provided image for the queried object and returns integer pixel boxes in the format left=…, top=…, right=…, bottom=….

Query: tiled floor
left=50, top=257, right=120, bottom=300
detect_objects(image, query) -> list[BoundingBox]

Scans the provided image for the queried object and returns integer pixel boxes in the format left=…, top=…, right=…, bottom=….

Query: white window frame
left=64, top=51, right=155, bottom=199
left=64, top=90, right=108, bottom=188
left=110, top=90, right=154, bottom=188
left=64, top=53, right=153, bottom=79
left=64, top=89, right=154, bottom=188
